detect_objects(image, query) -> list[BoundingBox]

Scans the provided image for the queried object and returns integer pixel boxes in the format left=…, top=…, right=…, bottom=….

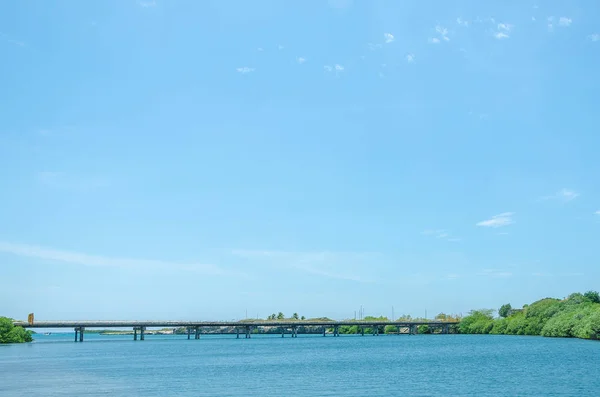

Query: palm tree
left=277, top=312, right=285, bottom=320
left=292, top=313, right=299, bottom=320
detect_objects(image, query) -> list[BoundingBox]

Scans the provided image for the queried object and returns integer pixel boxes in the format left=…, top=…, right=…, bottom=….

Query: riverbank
left=459, top=291, right=600, bottom=340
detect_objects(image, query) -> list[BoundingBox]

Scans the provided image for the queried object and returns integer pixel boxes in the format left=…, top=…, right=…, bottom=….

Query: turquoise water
left=1, top=333, right=599, bottom=396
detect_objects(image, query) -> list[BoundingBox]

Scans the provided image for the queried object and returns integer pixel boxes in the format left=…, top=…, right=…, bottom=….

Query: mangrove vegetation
left=459, top=291, right=600, bottom=340
left=0, top=317, right=33, bottom=344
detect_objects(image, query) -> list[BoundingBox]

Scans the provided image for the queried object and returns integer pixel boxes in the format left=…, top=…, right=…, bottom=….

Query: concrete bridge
left=13, top=320, right=459, bottom=342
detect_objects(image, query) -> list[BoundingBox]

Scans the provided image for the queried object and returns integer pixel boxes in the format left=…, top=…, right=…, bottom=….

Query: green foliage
left=460, top=292, right=600, bottom=340
left=276, top=312, right=285, bottom=320
left=0, top=317, right=33, bottom=344
left=292, top=313, right=299, bottom=320
left=584, top=291, right=600, bottom=304
left=498, top=304, right=512, bottom=318
left=459, top=309, right=494, bottom=334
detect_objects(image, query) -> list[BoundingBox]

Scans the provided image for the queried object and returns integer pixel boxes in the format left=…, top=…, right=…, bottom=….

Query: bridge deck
left=14, top=320, right=458, bottom=329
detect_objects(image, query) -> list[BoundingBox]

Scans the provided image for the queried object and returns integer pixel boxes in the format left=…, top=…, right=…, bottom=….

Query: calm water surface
left=1, top=333, right=599, bottom=396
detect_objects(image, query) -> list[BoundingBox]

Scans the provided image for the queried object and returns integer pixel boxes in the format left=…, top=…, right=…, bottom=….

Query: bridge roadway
left=13, top=320, right=459, bottom=342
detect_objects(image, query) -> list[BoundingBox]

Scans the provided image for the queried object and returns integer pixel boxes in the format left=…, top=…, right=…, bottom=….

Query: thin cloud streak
left=0, top=241, right=239, bottom=277
left=558, top=17, right=572, bottom=27
left=236, top=67, right=255, bottom=74
left=231, top=249, right=377, bottom=283
left=476, top=212, right=514, bottom=228
left=478, top=269, right=513, bottom=278
left=540, top=189, right=579, bottom=202
left=0, top=32, right=25, bottom=47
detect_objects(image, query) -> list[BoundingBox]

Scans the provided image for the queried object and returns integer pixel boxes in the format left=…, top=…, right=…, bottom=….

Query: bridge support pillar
left=292, top=326, right=297, bottom=338
left=245, top=326, right=251, bottom=339
left=281, top=328, right=285, bottom=338
left=140, top=327, right=145, bottom=341
left=323, top=327, right=326, bottom=337
left=195, top=327, right=200, bottom=340
left=187, top=327, right=191, bottom=340
left=361, top=326, right=364, bottom=336
left=397, top=325, right=401, bottom=335
left=236, top=328, right=240, bottom=339
left=410, top=325, right=418, bottom=335
left=74, top=327, right=84, bottom=342
left=442, top=324, right=449, bottom=334
left=134, top=328, right=138, bottom=341
left=333, top=325, right=339, bottom=337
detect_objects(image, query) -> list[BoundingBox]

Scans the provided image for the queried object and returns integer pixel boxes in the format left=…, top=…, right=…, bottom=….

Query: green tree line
left=0, top=317, right=33, bottom=344
left=265, top=312, right=306, bottom=321
left=459, top=291, right=600, bottom=339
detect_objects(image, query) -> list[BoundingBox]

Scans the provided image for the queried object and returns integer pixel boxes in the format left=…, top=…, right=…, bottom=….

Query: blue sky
left=1, top=0, right=600, bottom=322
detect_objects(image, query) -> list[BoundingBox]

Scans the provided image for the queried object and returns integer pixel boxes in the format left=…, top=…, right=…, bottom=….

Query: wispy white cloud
left=236, top=67, right=255, bottom=74
left=429, top=25, right=449, bottom=43
left=421, top=229, right=461, bottom=242
left=324, top=64, right=344, bottom=73
left=231, top=250, right=376, bottom=282
left=493, top=22, right=512, bottom=39
left=0, top=241, right=236, bottom=276
left=456, top=18, right=469, bottom=27
left=446, top=274, right=460, bottom=280
left=547, top=16, right=555, bottom=31
left=406, top=53, right=415, bottom=63
left=368, top=43, right=383, bottom=50
left=435, top=25, right=448, bottom=36
left=257, top=47, right=264, bottom=52
left=594, top=210, right=600, bottom=215
left=478, top=269, right=513, bottom=278
left=0, top=32, right=25, bottom=47
left=37, top=171, right=109, bottom=191
left=297, top=57, right=306, bottom=64
left=384, top=33, right=395, bottom=43
left=558, top=17, right=572, bottom=27
left=588, top=33, right=600, bottom=42
left=540, top=188, right=579, bottom=202
left=137, top=0, right=156, bottom=7
left=476, top=212, right=514, bottom=228
left=278, top=44, right=285, bottom=50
